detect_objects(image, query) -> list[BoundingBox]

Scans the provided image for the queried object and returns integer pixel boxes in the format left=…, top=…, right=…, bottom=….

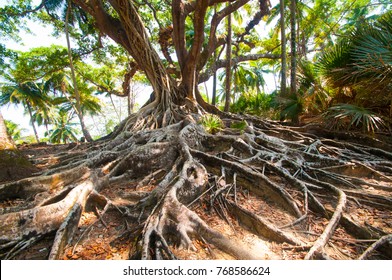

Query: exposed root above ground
left=1, top=112, right=392, bottom=260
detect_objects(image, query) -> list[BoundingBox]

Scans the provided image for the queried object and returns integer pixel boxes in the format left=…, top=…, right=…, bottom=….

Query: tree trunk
left=65, top=1, right=93, bottom=142
left=212, top=64, right=217, bottom=106
left=290, top=0, right=297, bottom=97
left=289, top=0, right=299, bottom=124
left=0, top=111, right=15, bottom=150
left=211, top=4, right=218, bottom=107
left=224, top=10, right=232, bottom=112
left=127, top=89, right=132, bottom=116
left=26, top=102, right=40, bottom=143
left=280, top=0, right=287, bottom=95
left=109, top=94, right=121, bottom=121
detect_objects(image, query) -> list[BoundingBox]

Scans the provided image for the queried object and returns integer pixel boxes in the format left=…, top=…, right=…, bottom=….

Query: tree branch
left=172, top=0, right=188, bottom=70
left=2, top=1, right=45, bottom=17
left=199, top=0, right=251, bottom=71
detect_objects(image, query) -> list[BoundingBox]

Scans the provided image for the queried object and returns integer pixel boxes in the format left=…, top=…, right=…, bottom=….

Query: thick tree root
left=1, top=112, right=391, bottom=260
left=358, top=234, right=392, bottom=260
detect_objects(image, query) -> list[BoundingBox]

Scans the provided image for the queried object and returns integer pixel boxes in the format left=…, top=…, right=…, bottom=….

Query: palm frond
left=322, top=104, right=386, bottom=132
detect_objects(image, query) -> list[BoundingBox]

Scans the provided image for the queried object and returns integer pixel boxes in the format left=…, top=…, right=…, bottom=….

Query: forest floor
left=2, top=128, right=392, bottom=260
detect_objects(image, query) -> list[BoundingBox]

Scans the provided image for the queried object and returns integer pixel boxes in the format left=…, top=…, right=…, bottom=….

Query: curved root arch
left=0, top=113, right=391, bottom=260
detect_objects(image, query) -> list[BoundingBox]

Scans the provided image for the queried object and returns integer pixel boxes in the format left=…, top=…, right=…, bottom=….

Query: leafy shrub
left=230, top=91, right=278, bottom=119
left=199, top=114, right=224, bottom=134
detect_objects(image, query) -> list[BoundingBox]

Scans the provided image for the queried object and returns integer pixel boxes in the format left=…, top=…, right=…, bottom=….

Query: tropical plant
left=317, top=11, right=392, bottom=115
left=230, top=120, right=248, bottom=133
left=297, top=59, right=331, bottom=114
left=199, top=114, right=224, bottom=134
left=4, top=119, right=26, bottom=142
left=0, top=79, right=49, bottom=142
left=277, top=91, right=303, bottom=123
left=218, top=61, right=270, bottom=107
left=46, top=109, right=79, bottom=143
left=322, top=103, right=386, bottom=133
left=45, top=69, right=102, bottom=126
left=230, top=90, right=278, bottom=118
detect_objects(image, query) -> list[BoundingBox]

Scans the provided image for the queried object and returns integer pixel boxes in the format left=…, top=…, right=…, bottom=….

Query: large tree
left=0, top=0, right=392, bottom=261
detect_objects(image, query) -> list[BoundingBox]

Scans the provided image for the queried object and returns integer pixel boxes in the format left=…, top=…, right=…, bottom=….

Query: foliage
left=317, top=11, right=392, bottom=112
left=21, top=134, right=38, bottom=144
left=322, top=103, right=386, bottom=133
left=218, top=61, right=271, bottom=107
left=0, top=80, right=49, bottom=109
left=199, top=114, right=224, bottom=134
left=230, top=90, right=278, bottom=119
left=277, top=91, right=303, bottom=123
left=230, top=120, right=248, bottom=133
left=4, top=119, right=26, bottom=141
left=46, top=110, right=79, bottom=143
left=296, top=59, right=331, bottom=114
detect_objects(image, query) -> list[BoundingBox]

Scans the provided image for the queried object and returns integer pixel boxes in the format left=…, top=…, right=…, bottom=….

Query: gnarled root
left=1, top=112, right=391, bottom=260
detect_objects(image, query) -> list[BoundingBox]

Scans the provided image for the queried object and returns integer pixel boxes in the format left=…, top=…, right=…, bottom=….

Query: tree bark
left=0, top=111, right=15, bottom=150
left=65, top=1, right=93, bottom=142
left=290, top=0, right=297, bottom=97
left=224, top=10, right=232, bottom=112
left=280, top=0, right=287, bottom=95
left=26, top=102, right=40, bottom=143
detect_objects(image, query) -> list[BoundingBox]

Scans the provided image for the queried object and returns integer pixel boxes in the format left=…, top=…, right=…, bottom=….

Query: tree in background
left=46, top=109, right=79, bottom=143
left=279, top=0, right=287, bottom=95
left=0, top=111, right=15, bottom=150
left=224, top=4, right=232, bottom=112
left=0, top=79, right=49, bottom=143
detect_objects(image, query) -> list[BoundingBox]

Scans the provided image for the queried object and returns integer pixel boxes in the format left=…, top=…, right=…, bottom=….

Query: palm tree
left=38, top=0, right=96, bottom=141
left=317, top=11, right=392, bottom=116
left=32, top=104, right=57, bottom=135
left=45, top=70, right=102, bottom=136
left=46, top=109, right=79, bottom=143
left=277, top=59, right=331, bottom=123
left=63, top=0, right=92, bottom=141
left=218, top=61, right=268, bottom=108
left=0, top=79, right=49, bottom=142
left=322, top=103, right=386, bottom=133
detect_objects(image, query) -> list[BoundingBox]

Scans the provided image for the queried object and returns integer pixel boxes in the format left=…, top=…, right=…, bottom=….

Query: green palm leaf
left=322, top=104, right=386, bottom=132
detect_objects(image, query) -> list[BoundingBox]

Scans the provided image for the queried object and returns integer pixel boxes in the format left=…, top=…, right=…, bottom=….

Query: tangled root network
left=1, top=114, right=392, bottom=260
